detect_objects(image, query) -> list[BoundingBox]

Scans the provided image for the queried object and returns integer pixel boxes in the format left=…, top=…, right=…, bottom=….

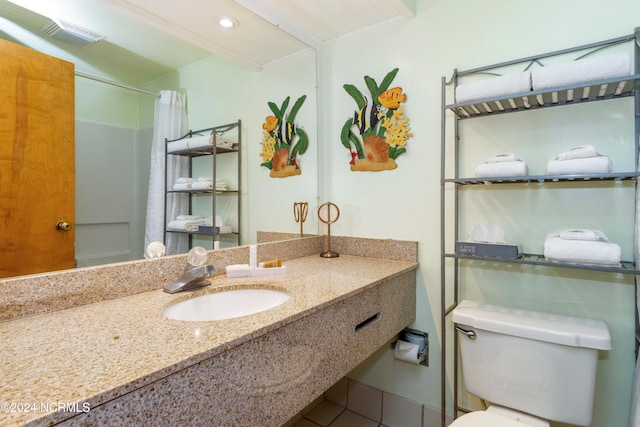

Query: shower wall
left=74, top=120, right=152, bottom=266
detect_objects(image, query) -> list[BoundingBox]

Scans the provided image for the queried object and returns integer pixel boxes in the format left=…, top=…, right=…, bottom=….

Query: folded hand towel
left=216, top=137, right=234, bottom=149
left=176, top=214, right=200, bottom=220
left=555, top=228, right=608, bottom=242
left=544, top=234, right=621, bottom=266
left=553, top=145, right=599, bottom=161
left=546, top=155, right=612, bottom=175
left=486, top=153, right=519, bottom=163
left=474, top=160, right=527, bottom=178
left=532, top=52, right=631, bottom=91
left=167, top=218, right=205, bottom=232
left=456, top=71, right=532, bottom=104
left=197, top=176, right=213, bottom=182
left=192, top=181, right=214, bottom=190
left=176, top=177, right=194, bottom=183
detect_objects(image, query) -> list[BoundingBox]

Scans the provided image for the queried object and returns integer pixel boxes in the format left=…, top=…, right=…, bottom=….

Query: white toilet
left=451, top=300, right=612, bottom=427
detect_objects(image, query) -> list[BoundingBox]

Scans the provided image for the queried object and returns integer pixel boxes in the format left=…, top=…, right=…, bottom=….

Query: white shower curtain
left=144, top=90, right=190, bottom=257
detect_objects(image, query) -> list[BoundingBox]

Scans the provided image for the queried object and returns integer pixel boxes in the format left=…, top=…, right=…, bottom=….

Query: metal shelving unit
left=164, top=120, right=242, bottom=250
left=440, top=30, right=640, bottom=427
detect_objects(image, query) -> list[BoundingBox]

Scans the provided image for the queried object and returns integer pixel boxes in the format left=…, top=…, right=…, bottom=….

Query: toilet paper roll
left=394, top=340, right=421, bottom=364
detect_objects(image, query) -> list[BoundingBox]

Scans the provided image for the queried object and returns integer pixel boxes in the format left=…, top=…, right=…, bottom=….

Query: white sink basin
left=163, top=288, right=290, bottom=321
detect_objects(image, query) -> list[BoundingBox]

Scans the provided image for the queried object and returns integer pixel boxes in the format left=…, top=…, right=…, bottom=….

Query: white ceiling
left=0, top=0, right=415, bottom=86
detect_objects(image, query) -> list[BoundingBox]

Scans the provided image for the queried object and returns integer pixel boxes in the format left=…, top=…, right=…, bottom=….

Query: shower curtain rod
left=75, top=71, right=160, bottom=97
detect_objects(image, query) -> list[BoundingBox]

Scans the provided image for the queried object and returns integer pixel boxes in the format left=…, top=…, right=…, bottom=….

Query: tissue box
left=455, top=241, right=520, bottom=258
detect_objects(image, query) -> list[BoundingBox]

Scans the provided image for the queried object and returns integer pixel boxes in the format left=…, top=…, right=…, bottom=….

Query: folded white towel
left=167, top=139, right=190, bottom=153
left=176, top=214, right=200, bottom=220
left=176, top=177, right=194, bottom=183
left=456, top=71, right=531, bottom=104
left=192, top=181, right=214, bottom=190
left=544, top=234, right=621, bottom=266
left=172, top=183, right=192, bottom=191
left=486, top=153, right=519, bottom=163
left=216, top=137, right=233, bottom=149
left=553, top=228, right=608, bottom=242
left=546, top=155, right=612, bottom=175
left=532, top=52, right=631, bottom=91
left=167, top=218, right=205, bottom=232
left=553, top=145, right=599, bottom=161
left=197, top=176, right=213, bottom=182
left=474, top=160, right=527, bottom=178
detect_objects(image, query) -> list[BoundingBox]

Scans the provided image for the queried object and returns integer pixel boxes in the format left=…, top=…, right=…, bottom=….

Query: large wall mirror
left=0, top=0, right=319, bottom=278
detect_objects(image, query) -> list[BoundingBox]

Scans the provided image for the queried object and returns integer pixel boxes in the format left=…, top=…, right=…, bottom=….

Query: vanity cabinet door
left=0, top=39, right=75, bottom=278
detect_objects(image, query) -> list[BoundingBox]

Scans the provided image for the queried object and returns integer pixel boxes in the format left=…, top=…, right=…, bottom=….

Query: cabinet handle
left=355, top=312, right=381, bottom=332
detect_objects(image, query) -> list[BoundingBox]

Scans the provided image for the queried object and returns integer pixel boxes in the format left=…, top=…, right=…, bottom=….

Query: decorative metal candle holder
left=318, top=202, right=340, bottom=258
left=293, top=202, right=308, bottom=238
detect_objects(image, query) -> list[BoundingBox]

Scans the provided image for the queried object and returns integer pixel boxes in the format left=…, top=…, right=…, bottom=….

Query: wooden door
left=0, top=39, right=75, bottom=278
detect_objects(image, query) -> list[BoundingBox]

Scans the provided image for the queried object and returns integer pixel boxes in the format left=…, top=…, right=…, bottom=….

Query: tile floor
left=283, top=378, right=447, bottom=427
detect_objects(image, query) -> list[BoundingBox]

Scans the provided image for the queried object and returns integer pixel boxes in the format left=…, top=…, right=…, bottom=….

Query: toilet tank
left=452, top=300, right=611, bottom=426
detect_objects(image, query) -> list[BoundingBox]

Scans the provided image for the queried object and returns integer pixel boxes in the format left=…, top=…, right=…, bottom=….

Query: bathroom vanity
left=0, top=236, right=417, bottom=426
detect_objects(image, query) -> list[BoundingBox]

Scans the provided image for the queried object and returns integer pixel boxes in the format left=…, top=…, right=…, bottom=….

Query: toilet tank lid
left=452, top=300, right=611, bottom=350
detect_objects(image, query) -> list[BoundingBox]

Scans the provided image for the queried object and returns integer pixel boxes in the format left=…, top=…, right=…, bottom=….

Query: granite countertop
left=0, top=254, right=417, bottom=426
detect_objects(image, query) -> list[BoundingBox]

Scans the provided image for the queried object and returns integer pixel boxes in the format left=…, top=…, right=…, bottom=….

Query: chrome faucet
left=164, top=247, right=215, bottom=294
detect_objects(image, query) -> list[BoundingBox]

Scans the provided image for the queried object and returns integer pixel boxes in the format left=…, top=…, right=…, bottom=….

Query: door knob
left=56, top=221, right=72, bottom=231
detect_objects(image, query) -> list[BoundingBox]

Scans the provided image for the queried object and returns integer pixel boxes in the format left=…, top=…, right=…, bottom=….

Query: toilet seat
left=450, top=411, right=534, bottom=427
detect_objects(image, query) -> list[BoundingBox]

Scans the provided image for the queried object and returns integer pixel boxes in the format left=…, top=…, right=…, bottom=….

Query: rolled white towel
left=167, top=139, right=190, bottom=153
left=456, top=71, right=532, bottom=104
left=546, top=155, right=612, bottom=175
left=552, top=145, right=599, bottom=161
left=172, top=183, right=192, bottom=191
left=187, top=135, right=214, bottom=149
left=486, top=153, right=519, bottom=163
left=557, top=228, right=608, bottom=242
left=532, top=52, right=631, bottom=91
left=167, top=218, right=205, bottom=232
left=544, top=234, right=621, bottom=266
left=474, top=160, right=527, bottom=178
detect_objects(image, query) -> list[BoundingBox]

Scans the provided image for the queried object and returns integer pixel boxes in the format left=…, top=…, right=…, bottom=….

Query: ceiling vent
left=41, top=18, right=106, bottom=48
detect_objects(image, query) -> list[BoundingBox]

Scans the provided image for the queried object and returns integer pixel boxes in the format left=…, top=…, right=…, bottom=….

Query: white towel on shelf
left=486, top=153, right=518, bottom=163
left=474, top=160, right=527, bottom=178
left=531, top=52, right=631, bottom=91
left=455, top=71, right=531, bottom=104
left=167, top=139, right=190, bottom=153
left=167, top=218, right=205, bottom=232
left=546, top=155, right=612, bottom=175
left=552, top=144, right=599, bottom=161
left=544, top=235, right=621, bottom=266
left=558, top=228, right=607, bottom=242
left=176, top=177, right=194, bottom=183
left=172, top=183, right=192, bottom=191
left=216, top=137, right=234, bottom=149
left=187, top=135, right=214, bottom=149
left=176, top=214, right=200, bottom=220
left=192, top=181, right=214, bottom=190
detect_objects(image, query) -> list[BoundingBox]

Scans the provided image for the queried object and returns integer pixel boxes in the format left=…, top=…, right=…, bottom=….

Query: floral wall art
left=341, top=68, right=412, bottom=171
left=260, top=95, right=309, bottom=178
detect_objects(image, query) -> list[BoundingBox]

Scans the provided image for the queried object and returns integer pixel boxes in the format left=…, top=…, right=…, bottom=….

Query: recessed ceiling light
left=217, top=16, right=238, bottom=29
